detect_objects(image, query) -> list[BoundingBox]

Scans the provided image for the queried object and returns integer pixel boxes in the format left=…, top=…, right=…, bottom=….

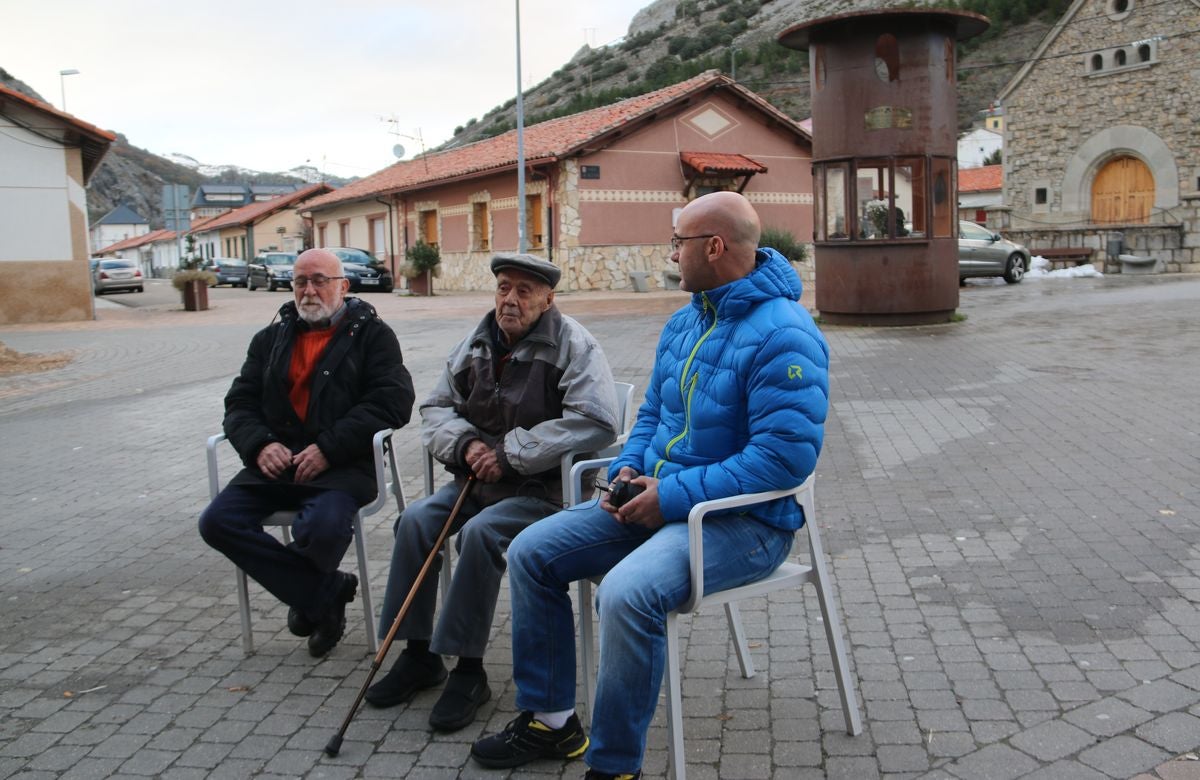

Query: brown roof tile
left=959, top=164, right=1002, bottom=193
left=680, top=151, right=767, bottom=174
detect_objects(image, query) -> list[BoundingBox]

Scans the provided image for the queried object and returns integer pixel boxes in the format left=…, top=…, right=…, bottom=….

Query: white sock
left=533, top=708, right=574, bottom=729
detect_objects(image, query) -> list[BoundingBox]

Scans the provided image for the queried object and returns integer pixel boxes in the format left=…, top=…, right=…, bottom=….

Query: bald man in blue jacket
left=471, top=191, right=830, bottom=780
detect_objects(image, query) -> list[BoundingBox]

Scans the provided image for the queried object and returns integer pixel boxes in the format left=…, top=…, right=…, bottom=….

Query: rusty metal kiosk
left=779, top=9, right=988, bottom=325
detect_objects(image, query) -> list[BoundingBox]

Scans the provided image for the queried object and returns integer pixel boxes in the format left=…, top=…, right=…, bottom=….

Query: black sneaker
left=429, top=668, right=491, bottom=732
left=307, top=572, right=357, bottom=657
left=471, top=711, right=589, bottom=769
left=584, top=770, right=641, bottom=780
left=364, top=648, right=447, bottom=708
left=287, top=607, right=315, bottom=637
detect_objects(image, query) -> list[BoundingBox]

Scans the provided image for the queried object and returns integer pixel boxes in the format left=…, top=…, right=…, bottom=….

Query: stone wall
left=995, top=194, right=1200, bottom=273
left=1002, top=0, right=1200, bottom=224
left=420, top=243, right=817, bottom=292
left=999, top=0, right=1200, bottom=274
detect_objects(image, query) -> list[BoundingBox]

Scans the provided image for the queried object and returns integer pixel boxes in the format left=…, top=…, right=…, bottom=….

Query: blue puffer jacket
left=610, top=248, right=829, bottom=530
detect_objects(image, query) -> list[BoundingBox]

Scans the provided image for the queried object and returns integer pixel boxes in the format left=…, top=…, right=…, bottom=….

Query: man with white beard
left=200, top=248, right=414, bottom=657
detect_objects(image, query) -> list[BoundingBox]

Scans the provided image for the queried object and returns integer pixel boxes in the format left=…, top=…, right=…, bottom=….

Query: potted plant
left=403, top=240, right=441, bottom=296
left=172, top=254, right=217, bottom=311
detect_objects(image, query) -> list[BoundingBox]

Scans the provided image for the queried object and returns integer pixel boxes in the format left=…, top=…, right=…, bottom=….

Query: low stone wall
left=995, top=195, right=1200, bottom=274
left=417, top=243, right=817, bottom=293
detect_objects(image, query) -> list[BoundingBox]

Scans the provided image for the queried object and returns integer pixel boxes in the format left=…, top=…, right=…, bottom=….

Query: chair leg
left=579, top=579, right=598, bottom=726
left=724, top=602, right=757, bottom=679
left=236, top=567, right=254, bottom=656
left=352, top=514, right=377, bottom=655
left=811, top=565, right=863, bottom=735
left=665, top=612, right=687, bottom=780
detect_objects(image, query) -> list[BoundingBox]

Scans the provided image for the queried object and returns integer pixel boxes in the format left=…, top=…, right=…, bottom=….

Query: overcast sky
left=7, top=0, right=650, bottom=177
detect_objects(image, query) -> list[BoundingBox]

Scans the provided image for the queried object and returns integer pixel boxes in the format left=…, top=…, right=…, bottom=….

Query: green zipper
left=654, top=293, right=717, bottom=477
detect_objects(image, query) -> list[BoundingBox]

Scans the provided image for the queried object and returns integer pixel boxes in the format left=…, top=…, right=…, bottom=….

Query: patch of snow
left=1026, top=256, right=1104, bottom=279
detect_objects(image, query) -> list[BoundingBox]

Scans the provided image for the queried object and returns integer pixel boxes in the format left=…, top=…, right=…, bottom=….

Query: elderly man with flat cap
left=367, top=252, right=619, bottom=732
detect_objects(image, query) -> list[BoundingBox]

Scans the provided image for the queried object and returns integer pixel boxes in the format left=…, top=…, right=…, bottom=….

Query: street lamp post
left=59, top=69, right=80, bottom=112
left=515, top=0, right=527, bottom=253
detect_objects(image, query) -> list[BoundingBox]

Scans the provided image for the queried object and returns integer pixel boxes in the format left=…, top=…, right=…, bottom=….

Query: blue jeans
left=377, top=482, right=557, bottom=657
left=507, top=501, right=795, bottom=774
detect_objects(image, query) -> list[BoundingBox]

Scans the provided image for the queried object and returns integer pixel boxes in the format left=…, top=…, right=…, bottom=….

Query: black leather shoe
left=429, top=668, right=491, bottom=732
left=307, top=573, right=357, bottom=658
left=365, top=648, right=447, bottom=708
left=287, top=607, right=315, bottom=637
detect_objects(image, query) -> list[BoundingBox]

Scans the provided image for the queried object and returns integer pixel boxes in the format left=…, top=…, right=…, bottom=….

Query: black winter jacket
left=223, top=297, right=414, bottom=505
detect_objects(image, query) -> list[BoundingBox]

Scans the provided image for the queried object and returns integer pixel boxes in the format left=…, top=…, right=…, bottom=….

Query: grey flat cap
left=490, top=253, right=561, bottom=288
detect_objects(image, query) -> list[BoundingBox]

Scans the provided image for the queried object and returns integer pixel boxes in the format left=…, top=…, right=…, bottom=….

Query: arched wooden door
left=1091, top=155, right=1154, bottom=223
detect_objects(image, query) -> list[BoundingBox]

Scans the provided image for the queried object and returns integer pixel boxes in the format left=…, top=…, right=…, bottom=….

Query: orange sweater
left=288, top=328, right=335, bottom=421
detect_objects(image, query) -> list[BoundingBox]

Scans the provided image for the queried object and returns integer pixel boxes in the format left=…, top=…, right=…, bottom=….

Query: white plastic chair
left=205, top=428, right=405, bottom=655
left=569, top=461, right=862, bottom=780
left=428, top=381, right=637, bottom=601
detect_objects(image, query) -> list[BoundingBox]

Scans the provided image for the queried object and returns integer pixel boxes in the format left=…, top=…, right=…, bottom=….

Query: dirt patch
left=0, top=342, right=74, bottom=376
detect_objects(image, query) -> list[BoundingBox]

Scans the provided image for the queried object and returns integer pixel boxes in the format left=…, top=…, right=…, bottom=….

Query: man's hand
left=464, top=439, right=503, bottom=483
left=599, top=466, right=640, bottom=513
left=604, top=471, right=665, bottom=531
left=292, top=444, right=330, bottom=483
left=256, top=442, right=293, bottom=479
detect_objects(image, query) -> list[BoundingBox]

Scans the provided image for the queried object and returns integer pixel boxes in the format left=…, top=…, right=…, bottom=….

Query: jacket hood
left=691, top=247, right=803, bottom=319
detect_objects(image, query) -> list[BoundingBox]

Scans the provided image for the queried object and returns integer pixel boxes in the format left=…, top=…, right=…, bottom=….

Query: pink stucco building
left=302, top=71, right=815, bottom=292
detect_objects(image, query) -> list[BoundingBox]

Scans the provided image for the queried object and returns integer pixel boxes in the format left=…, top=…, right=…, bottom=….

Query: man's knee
left=198, top=500, right=236, bottom=547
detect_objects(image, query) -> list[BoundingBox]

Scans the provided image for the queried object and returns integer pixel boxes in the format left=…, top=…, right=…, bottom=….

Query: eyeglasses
left=293, top=275, right=344, bottom=289
left=670, top=233, right=718, bottom=251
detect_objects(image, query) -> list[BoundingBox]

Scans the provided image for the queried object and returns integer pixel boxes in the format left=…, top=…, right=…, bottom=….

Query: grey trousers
left=377, top=481, right=557, bottom=658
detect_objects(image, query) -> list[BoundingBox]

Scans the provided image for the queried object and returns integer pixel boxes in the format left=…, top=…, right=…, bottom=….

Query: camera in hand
left=608, top=479, right=645, bottom=508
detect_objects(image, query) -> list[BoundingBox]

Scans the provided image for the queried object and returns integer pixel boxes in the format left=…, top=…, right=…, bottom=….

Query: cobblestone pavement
left=1, top=277, right=1199, bottom=779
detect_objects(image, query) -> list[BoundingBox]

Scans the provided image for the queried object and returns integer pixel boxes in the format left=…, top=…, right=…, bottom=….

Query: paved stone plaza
left=1, top=276, right=1199, bottom=779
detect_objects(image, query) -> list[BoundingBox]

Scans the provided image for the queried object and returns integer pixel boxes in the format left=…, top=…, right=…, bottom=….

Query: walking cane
left=325, top=475, right=476, bottom=757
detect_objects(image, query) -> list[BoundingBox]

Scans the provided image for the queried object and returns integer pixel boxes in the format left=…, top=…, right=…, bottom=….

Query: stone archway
left=1061, top=125, right=1178, bottom=218
left=1091, top=155, right=1154, bottom=223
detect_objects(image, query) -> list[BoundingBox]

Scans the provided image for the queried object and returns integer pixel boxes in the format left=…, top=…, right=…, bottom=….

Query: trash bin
left=629, top=271, right=650, bottom=293
left=1106, top=233, right=1125, bottom=261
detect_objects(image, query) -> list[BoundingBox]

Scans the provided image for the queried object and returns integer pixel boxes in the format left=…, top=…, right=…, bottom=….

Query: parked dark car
left=93, top=258, right=144, bottom=294
left=201, top=258, right=248, bottom=287
left=325, top=247, right=394, bottom=293
left=247, top=252, right=297, bottom=291
left=958, top=220, right=1031, bottom=284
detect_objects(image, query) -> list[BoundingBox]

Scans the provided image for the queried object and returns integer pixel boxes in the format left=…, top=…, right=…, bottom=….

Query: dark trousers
left=199, top=482, right=359, bottom=620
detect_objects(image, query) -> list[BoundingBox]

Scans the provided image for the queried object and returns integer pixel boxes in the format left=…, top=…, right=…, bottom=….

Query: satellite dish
left=392, top=144, right=405, bottom=159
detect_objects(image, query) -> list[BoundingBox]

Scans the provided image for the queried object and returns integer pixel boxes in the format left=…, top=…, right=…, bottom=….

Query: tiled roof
left=98, top=228, right=174, bottom=254
left=193, top=183, right=333, bottom=232
left=959, top=164, right=1002, bottom=193
left=304, top=71, right=808, bottom=210
left=680, top=151, right=767, bottom=174
left=0, top=84, right=116, bottom=182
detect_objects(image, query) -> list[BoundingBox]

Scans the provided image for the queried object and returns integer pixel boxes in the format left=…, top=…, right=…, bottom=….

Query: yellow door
left=1091, top=156, right=1153, bottom=223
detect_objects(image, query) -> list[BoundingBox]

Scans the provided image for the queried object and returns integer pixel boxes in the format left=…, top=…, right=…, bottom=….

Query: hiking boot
left=364, top=648, right=447, bottom=708
left=306, top=572, right=357, bottom=657
left=287, top=607, right=315, bottom=637
left=429, top=668, right=491, bottom=731
left=470, top=711, right=589, bottom=769
left=584, top=770, right=642, bottom=780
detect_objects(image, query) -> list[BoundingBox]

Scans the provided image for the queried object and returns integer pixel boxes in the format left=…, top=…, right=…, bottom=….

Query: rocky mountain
left=439, top=0, right=1055, bottom=151
left=0, top=68, right=344, bottom=228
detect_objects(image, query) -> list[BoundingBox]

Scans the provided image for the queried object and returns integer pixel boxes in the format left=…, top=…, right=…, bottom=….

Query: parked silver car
left=248, top=252, right=297, bottom=291
left=958, top=220, right=1031, bottom=284
left=93, top=258, right=144, bottom=294
left=202, top=258, right=248, bottom=287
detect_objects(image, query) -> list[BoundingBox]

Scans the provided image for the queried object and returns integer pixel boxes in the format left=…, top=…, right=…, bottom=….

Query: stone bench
left=1032, top=247, right=1094, bottom=268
